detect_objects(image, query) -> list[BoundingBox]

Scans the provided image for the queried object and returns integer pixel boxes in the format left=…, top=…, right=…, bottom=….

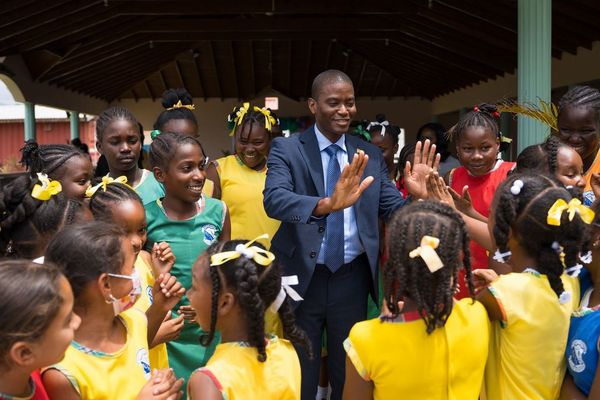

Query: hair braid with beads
left=88, top=180, right=143, bottom=221
left=493, top=173, right=588, bottom=298
left=384, top=200, right=473, bottom=334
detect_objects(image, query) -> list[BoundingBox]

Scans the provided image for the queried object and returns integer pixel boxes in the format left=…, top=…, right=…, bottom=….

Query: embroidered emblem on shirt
left=569, top=339, right=587, bottom=373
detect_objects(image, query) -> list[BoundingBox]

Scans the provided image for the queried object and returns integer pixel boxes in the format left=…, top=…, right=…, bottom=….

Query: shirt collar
left=314, top=124, right=347, bottom=153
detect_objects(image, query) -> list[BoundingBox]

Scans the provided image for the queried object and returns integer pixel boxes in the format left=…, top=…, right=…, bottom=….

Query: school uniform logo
left=137, top=348, right=152, bottom=378
left=202, top=225, right=218, bottom=245
left=147, top=286, right=154, bottom=304
left=569, top=339, right=587, bottom=373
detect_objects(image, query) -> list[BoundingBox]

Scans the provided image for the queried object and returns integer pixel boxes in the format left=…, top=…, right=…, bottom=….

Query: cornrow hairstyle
left=367, top=114, right=400, bottom=145
left=227, top=106, right=280, bottom=138
left=96, top=106, right=140, bottom=142
left=385, top=200, right=473, bottom=334
left=88, top=180, right=143, bottom=221
left=558, top=85, right=600, bottom=124
left=417, top=122, right=451, bottom=161
left=543, top=135, right=573, bottom=175
left=0, top=259, right=65, bottom=369
left=153, top=88, right=198, bottom=132
left=200, top=240, right=312, bottom=361
left=493, top=173, right=588, bottom=299
left=20, top=140, right=86, bottom=179
left=45, top=221, right=126, bottom=299
left=514, top=144, right=548, bottom=174
left=449, top=103, right=500, bottom=143
left=149, top=131, right=205, bottom=171
left=0, top=175, right=85, bottom=258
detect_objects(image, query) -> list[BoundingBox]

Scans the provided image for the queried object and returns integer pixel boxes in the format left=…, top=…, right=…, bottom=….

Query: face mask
left=107, top=268, right=142, bottom=315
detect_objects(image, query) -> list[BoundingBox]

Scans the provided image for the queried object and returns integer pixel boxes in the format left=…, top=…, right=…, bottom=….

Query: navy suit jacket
left=264, top=127, right=407, bottom=301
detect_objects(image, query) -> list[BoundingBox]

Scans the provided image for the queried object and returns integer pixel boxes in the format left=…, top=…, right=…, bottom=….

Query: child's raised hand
left=449, top=185, right=475, bottom=215
left=178, top=305, right=197, bottom=322
left=591, top=173, right=600, bottom=198
left=151, top=242, right=176, bottom=276
left=137, top=368, right=184, bottom=400
left=150, top=311, right=185, bottom=347
left=426, top=172, right=455, bottom=208
left=472, top=268, right=499, bottom=294
left=153, top=273, right=185, bottom=312
left=405, top=140, right=441, bottom=199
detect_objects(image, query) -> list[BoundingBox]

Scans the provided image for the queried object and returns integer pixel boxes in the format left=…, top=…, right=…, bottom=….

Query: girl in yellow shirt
left=42, top=222, right=185, bottom=399
left=343, top=200, right=490, bottom=400
left=87, top=177, right=186, bottom=370
left=475, top=174, right=589, bottom=400
left=187, top=236, right=311, bottom=400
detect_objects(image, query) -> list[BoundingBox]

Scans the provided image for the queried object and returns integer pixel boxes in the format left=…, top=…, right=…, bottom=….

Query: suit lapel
left=299, top=128, right=325, bottom=197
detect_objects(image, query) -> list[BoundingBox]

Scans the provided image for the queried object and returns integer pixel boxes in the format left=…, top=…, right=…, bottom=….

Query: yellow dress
left=215, top=155, right=280, bottom=249
left=188, top=335, right=300, bottom=400
left=484, top=271, right=579, bottom=400
left=47, top=309, right=150, bottom=399
left=344, top=299, right=489, bottom=400
left=126, top=254, right=169, bottom=370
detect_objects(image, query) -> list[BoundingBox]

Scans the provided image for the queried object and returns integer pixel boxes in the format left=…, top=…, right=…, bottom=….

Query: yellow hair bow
left=547, top=198, right=595, bottom=226
left=31, top=173, right=62, bottom=201
left=210, top=234, right=275, bottom=267
left=409, top=235, right=444, bottom=273
left=228, top=102, right=251, bottom=136
left=85, top=176, right=129, bottom=198
left=167, top=100, right=195, bottom=111
left=253, top=106, right=277, bottom=133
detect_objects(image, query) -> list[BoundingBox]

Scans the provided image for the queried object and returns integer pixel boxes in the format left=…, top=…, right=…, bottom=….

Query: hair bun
left=20, top=140, right=41, bottom=171
left=161, top=88, right=194, bottom=109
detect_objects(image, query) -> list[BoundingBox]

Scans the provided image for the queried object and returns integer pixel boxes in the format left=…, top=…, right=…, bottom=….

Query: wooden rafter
left=208, top=41, right=223, bottom=100
left=230, top=41, right=240, bottom=101
left=144, top=80, right=155, bottom=101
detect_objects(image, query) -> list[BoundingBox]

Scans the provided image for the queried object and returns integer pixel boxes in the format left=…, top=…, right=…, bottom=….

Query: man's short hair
left=311, top=70, right=354, bottom=99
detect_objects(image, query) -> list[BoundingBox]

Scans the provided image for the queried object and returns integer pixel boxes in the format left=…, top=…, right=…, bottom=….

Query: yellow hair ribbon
left=547, top=198, right=595, bottom=226
left=210, top=234, right=275, bottom=267
left=85, top=176, right=129, bottom=198
left=253, top=106, right=277, bottom=132
left=31, top=173, right=62, bottom=201
left=408, top=235, right=444, bottom=273
left=229, top=102, right=250, bottom=136
left=167, top=100, right=195, bottom=111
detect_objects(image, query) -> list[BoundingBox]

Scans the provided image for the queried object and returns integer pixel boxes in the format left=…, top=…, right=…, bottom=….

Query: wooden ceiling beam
left=303, top=40, right=312, bottom=98
left=287, top=41, right=293, bottom=98
left=144, top=80, right=156, bottom=102
left=192, top=52, right=207, bottom=100
left=0, top=0, right=80, bottom=30
left=249, top=41, right=257, bottom=97
left=324, top=40, right=333, bottom=71
left=372, top=69, right=383, bottom=99
left=159, top=70, right=169, bottom=93
left=230, top=41, right=240, bottom=101
left=208, top=41, right=223, bottom=100
left=174, top=61, right=189, bottom=92
left=357, top=59, right=368, bottom=94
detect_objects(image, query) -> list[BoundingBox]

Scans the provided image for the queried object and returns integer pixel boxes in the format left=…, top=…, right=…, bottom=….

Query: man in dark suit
left=264, top=70, right=437, bottom=400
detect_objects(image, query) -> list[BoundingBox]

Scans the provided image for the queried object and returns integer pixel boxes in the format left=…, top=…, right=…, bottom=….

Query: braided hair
left=153, top=88, right=198, bottom=135
left=20, top=140, right=86, bottom=179
left=227, top=106, right=279, bottom=138
left=88, top=180, right=143, bottom=221
left=493, top=174, right=588, bottom=299
left=558, top=85, right=600, bottom=123
left=96, top=106, right=140, bottom=142
left=0, top=175, right=84, bottom=258
left=149, top=131, right=205, bottom=171
left=200, top=240, right=311, bottom=361
left=385, top=200, right=473, bottom=334
left=450, top=103, right=500, bottom=140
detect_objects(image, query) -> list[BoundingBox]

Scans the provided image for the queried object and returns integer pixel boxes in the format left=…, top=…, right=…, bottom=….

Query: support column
left=70, top=111, right=80, bottom=140
left=517, top=0, right=552, bottom=153
left=24, top=102, right=36, bottom=141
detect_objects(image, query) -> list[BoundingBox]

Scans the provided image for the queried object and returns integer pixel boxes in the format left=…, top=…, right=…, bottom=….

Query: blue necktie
left=324, top=144, right=345, bottom=272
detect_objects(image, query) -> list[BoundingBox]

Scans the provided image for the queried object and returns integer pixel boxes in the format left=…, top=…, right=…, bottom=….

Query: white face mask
left=107, top=268, right=142, bottom=315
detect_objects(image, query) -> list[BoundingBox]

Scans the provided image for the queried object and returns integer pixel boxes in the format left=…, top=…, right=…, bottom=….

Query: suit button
left=318, top=226, right=325, bottom=233
left=309, top=251, right=317, bottom=258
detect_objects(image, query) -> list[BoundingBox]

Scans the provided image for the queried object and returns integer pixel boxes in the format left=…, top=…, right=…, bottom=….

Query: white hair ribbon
left=366, top=120, right=389, bottom=137
left=269, top=275, right=303, bottom=312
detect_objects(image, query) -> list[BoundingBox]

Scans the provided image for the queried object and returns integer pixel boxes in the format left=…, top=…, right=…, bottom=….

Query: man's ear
left=308, top=98, right=317, bottom=115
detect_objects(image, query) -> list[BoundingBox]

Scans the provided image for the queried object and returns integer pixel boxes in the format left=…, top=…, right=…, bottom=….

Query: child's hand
left=472, top=268, right=499, bottom=294
left=591, top=173, right=600, bottom=198
left=449, top=185, right=474, bottom=215
left=426, top=172, right=455, bottom=208
left=404, top=140, right=441, bottom=200
left=178, top=305, right=197, bottom=322
left=150, top=311, right=185, bottom=347
left=151, top=242, right=176, bottom=276
left=152, top=273, right=185, bottom=313
left=137, top=368, right=184, bottom=400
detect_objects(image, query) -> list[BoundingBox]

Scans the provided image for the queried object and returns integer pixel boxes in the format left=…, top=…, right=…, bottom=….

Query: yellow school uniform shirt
left=127, top=254, right=169, bottom=370
left=584, top=147, right=600, bottom=192
left=189, top=335, right=300, bottom=400
left=48, top=309, right=151, bottom=399
left=215, top=155, right=280, bottom=249
left=484, top=271, right=579, bottom=400
left=344, top=299, right=489, bottom=400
